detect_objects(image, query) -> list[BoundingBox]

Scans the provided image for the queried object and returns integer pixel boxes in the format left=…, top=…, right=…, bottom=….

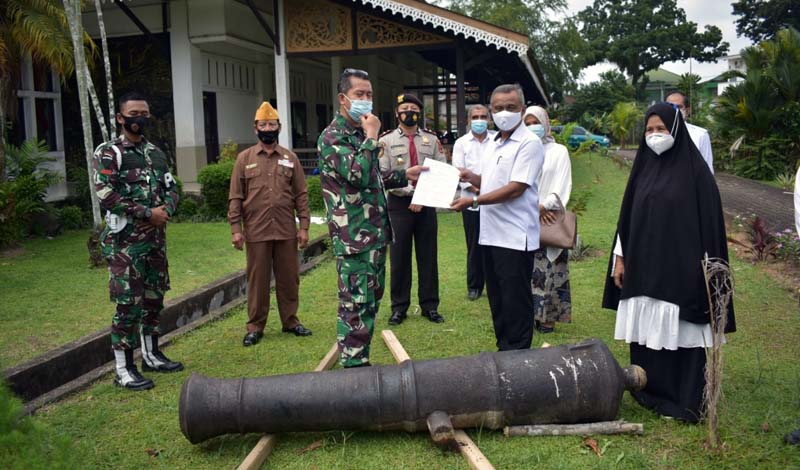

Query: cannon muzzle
left=179, top=338, right=645, bottom=444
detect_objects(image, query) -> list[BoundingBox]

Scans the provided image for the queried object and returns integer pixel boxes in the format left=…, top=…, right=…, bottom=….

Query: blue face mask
left=527, top=124, right=545, bottom=138
left=470, top=119, right=488, bottom=134
left=344, top=95, right=373, bottom=121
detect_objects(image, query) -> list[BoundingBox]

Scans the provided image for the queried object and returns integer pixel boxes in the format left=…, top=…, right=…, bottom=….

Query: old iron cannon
left=179, top=338, right=645, bottom=444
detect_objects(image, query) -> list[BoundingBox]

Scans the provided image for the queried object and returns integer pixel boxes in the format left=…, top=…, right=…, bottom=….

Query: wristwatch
left=144, top=207, right=153, bottom=220
left=472, top=196, right=479, bottom=209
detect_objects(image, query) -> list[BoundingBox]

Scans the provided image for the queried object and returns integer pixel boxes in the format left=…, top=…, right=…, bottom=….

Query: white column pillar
left=274, top=0, right=292, bottom=149
left=169, top=0, right=206, bottom=192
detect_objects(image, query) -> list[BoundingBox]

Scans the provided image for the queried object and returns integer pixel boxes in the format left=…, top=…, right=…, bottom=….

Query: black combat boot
left=141, top=334, right=184, bottom=372
left=114, top=349, right=154, bottom=391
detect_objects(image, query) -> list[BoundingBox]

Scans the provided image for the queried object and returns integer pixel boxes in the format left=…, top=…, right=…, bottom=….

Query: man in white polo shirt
left=451, top=84, right=544, bottom=350
left=451, top=104, right=495, bottom=301
left=665, top=90, right=714, bottom=174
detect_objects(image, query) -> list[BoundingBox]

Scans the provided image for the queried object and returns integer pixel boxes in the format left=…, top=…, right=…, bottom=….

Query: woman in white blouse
left=523, top=106, right=573, bottom=334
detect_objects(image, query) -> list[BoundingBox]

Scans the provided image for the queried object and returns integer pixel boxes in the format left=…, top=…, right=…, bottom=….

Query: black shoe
left=785, top=429, right=800, bottom=445
left=113, top=349, right=154, bottom=391
left=467, top=289, right=482, bottom=301
left=422, top=310, right=445, bottom=323
left=243, top=331, right=263, bottom=346
left=536, top=323, right=555, bottom=334
left=344, top=361, right=372, bottom=368
left=388, top=311, right=407, bottom=325
left=282, top=324, right=313, bottom=336
left=140, top=334, right=184, bottom=372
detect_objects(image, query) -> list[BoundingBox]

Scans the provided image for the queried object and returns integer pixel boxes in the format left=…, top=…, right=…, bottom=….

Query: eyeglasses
left=342, top=68, right=369, bottom=78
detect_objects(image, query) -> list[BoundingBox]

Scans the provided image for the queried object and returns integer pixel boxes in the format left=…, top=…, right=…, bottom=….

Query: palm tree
left=607, top=102, right=642, bottom=149
left=0, top=0, right=83, bottom=179
left=715, top=27, right=800, bottom=179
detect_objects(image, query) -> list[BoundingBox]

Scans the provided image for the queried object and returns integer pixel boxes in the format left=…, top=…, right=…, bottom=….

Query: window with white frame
left=10, top=56, right=67, bottom=201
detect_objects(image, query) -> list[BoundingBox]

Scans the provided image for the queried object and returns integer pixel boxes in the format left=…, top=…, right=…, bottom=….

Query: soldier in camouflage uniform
left=318, top=69, right=426, bottom=368
left=94, top=92, right=183, bottom=391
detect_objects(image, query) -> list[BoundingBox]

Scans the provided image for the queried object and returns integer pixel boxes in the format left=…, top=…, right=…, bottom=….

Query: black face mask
left=257, top=129, right=279, bottom=144
left=398, top=110, right=419, bottom=127
left=121, top=115, right=149, bottom=135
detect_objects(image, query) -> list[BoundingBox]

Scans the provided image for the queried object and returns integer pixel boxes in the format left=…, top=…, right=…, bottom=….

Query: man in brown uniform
left=228, top=102, right=313, bottom=346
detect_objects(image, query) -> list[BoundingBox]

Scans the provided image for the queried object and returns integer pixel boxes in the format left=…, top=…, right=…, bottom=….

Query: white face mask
left=645, top=133, right=675, bottom=155
left=645, top=108, right=680, bottom=155
left=492, top=110, right=522, bottom=131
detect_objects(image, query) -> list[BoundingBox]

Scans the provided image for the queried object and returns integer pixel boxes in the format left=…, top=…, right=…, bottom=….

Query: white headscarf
left=523, top=105, right=555, bottom=144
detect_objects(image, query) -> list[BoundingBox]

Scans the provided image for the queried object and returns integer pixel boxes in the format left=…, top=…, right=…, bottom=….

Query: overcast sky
left=564, top=0, right=755, bottom=83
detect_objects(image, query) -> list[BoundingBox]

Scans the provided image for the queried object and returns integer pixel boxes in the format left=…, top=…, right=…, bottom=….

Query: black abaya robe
left=602, top=103, right=736, bottom=422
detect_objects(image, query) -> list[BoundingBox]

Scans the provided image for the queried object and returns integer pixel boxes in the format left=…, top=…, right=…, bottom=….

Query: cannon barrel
left=179, top=338, right=645, bottom=444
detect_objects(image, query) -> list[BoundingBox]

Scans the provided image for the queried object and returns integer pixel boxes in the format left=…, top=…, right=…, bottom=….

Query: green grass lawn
left=0, top=222, right=329, bottom=368
left=18, top=152, right=800, bottom=468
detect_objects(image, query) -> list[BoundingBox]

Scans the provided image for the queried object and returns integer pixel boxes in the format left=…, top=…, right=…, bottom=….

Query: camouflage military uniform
left=93, top=136, right=178, bottom=350
left=318, top=113, right=407, bottom=367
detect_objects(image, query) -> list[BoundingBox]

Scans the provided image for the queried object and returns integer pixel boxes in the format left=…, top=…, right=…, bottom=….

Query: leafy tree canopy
left=732, top=0, right=800, bottom=43
left=578, top=0, right=729, bottom=98
left=558, top=69, right=634, bottom=122
left=440, top=0, right=589, bottom=102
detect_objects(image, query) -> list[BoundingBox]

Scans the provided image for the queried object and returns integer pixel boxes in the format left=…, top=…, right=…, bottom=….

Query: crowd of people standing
left=95, top=68, right=756, bottom=426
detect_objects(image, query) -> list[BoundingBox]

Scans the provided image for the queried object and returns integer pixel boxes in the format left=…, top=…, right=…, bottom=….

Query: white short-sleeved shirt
left=686, top=123, right=714, bottom=174
left=795, top=166, right=799, bottom=237
left=479, top=124, right=544, bottom=251
left=452, top=130, right=496, bottom=211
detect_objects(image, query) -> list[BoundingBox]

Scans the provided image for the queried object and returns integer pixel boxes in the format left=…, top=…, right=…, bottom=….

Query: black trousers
left=483, top=245, right=535, bottom=350
left=461, top=210, right=484, bottom=292
left=388, top=195, right=439, bottom=313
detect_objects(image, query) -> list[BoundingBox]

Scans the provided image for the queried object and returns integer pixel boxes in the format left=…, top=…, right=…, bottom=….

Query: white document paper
left=410, top=158, right=460, bottom=209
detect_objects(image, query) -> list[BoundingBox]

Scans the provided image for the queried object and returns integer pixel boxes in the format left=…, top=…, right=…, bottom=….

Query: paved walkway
left=613, top=149, right=795, bottom=233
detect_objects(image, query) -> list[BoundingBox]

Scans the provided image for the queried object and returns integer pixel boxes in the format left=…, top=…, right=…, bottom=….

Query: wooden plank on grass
left=504, top=420, right=643, bottom=437
left=379, top=330, right=495, bottom=470
left=237, top=342, right=339, bottom=470
left=380, top=330, right=411, bottom=363
left=454, top=430, right=495, bottom=470
left=314, top=342, right=340, bottom=372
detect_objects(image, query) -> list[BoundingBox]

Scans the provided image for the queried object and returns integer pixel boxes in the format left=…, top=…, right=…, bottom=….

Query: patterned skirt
left=531, top=248, right=572, bottom=324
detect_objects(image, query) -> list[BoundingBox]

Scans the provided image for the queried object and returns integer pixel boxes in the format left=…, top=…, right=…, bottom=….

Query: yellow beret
left=254, top=102, right=280, bottom=121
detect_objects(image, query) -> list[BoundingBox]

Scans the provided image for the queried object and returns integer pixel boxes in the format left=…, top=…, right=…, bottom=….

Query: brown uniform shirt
left=228, top=143, right=310, bottom=242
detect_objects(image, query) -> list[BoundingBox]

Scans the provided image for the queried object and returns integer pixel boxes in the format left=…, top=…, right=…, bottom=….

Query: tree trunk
left=94, top=0, right=115, bottom=140
left=85, top=70, right=109, bottom=142
left=63, top=0, right=102, bottom=229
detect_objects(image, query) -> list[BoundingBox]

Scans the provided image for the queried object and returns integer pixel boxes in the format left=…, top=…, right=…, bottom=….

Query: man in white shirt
left=665, top=91, right=714, bottom=174
left=451, top=104, right=495, bottom=300
left=795, top=165, right=799, bottom=237
left=451, top=84, right=544, bottom=351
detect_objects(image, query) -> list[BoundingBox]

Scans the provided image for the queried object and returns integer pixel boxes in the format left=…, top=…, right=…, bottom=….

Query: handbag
left=539, top=194, right=577, bottom=249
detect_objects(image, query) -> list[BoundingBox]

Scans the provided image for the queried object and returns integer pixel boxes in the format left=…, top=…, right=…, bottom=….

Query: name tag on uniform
left=246, top=163, right=258, bottom=169
left=278, top=159, right=294, bottom=168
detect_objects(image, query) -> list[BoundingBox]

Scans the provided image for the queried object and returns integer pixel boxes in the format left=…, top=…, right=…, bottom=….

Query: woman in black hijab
left=602, top=102, right=736, bottom=423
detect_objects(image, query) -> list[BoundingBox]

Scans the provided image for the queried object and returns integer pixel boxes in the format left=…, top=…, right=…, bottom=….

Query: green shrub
left=218, top=139, right=239, bottom=162
left=0, top=140, right=61, bottom=247
left=59, top=205, right=86, bottom=230
left=197, top=160, right=234, bottom=218
left=306, top=175, right=324, bottom=213
left=177, top=197, right=199, bottom=218
left=65, top=163, right=92, bottom=211
left=0, top=378, right=80, bottom=468
left=554, top=122, right=577, bottom=147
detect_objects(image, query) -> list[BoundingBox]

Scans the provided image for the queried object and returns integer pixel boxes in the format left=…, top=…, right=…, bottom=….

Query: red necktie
left=406, top=133, right=418, bottom=187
